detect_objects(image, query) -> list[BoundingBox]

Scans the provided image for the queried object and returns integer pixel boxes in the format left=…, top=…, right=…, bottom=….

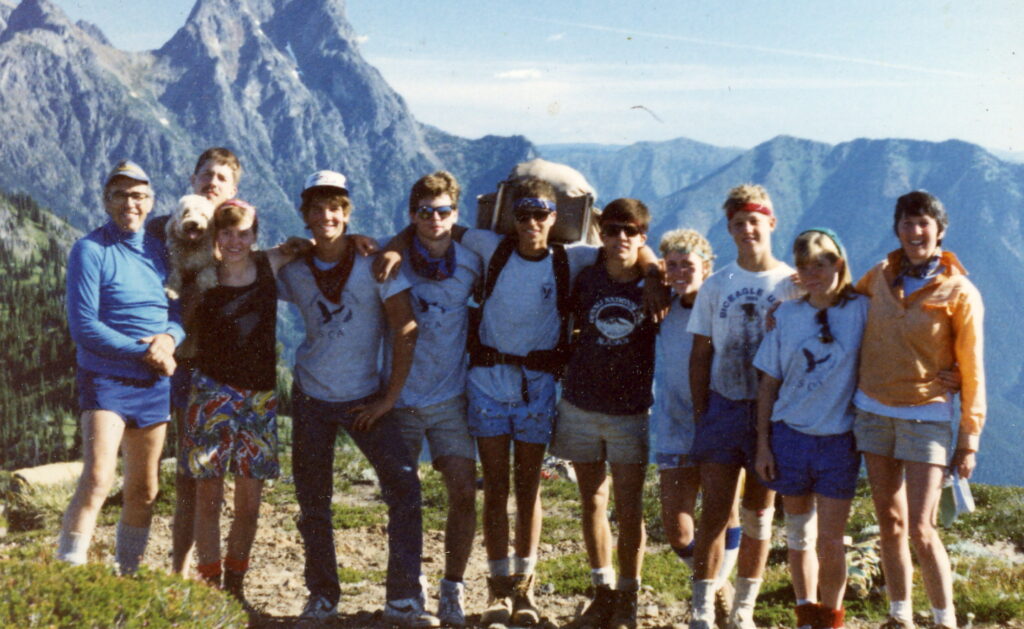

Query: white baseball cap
left=302, top=170, right=349, bottom=198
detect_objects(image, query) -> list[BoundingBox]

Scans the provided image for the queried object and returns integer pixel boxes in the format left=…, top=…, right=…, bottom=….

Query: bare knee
left=907, top=516, right=938, bottom=548
left=876, top=508, right=906, bottom=540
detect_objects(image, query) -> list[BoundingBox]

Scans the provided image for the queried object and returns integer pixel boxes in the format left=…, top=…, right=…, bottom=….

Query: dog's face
left=169, top=194, right=216, bottom=244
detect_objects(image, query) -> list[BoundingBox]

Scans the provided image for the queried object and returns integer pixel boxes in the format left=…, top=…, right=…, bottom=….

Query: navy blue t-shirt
left=562, top=263, right=656, bottom=415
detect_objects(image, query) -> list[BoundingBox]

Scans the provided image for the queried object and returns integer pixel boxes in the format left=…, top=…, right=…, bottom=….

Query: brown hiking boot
left=713, top=580, right=734, bottom=629
left=510, top=573, right=541, bottom=626
left=481, top=575, right=515, bottom=626
left=609, top=588, right=639, bottom=629
left=879, top=617, right=915, bottom=629
left=564, top=585, right=615, bottom=629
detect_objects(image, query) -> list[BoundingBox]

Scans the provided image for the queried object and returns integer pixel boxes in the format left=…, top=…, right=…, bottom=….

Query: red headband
left=727, top=202, right=773, bottom=220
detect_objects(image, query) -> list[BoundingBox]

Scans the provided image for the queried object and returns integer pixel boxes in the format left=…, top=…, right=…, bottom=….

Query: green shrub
left=0, top=551, right=246, bottom=628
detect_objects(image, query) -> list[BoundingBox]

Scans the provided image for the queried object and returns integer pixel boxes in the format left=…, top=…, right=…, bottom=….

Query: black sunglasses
left=414, top=205, right=455, bottom=220
left=514, top=209, right=553, bottom=224
left=816, top=308, right=833, bottom=344
left=601, top=222, right=643, bottom=238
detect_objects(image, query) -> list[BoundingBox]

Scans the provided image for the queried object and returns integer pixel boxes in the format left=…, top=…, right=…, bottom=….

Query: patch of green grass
left=338, top=565, right=387, bottom=584
left=946, top=484, right=1024, bottom=551
left=420, top=467, right=449, bottom=532
left=540, top=515, right=582, bottom=545
left=542, top=477, right=581, bottom=504
left=331, top=503, right=386, bottom=529
left=537, top=551, right=591, bottom=596
left=640, top=549, right=690, bottom=602
left=951, top=555, right=1024, bottom=624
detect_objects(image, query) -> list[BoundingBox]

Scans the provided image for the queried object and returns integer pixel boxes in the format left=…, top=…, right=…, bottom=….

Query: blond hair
left=722, top=183, right=773, bottom=217
left=793, top=230, right=856, bottom=304
left=659, top=228, right=715, bottom=278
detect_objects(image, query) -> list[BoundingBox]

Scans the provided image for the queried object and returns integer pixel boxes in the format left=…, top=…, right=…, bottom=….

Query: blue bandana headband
left=799, top=227, right=847, bottom=262
left=513, top=197, right=556, bottom=212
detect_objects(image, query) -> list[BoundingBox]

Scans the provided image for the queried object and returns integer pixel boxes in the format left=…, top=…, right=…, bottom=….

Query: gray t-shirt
left=278, top=253, right=411, bottom=402
left=753, top=296, right=868, bottom=435
left=687, top=261, right=801, bottom=400
left=388, top=239, right=482, bottom=408
left=651, top=300, right=695, bottom=455
left=461, top=229, right=598, bottom=403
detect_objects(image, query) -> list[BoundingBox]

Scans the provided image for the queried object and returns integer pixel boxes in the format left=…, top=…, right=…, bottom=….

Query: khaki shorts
left=854, top=409, right=952, bottom=466
left=391, top=395, right=476, bottom=464
left=550, top=399, right=649, bottom=465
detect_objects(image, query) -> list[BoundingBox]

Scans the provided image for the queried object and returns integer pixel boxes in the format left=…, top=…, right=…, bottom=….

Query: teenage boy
left=651, top=230, right=743, bottom=617
left=386, top=171, right=481, bottom=627
left=686, top=185, right=800, bottom=629
left=552, top=199, right=657, bottom=629
left=277, top=171, right=437, bottom=627
left=168, top=147, right=242, bottom=577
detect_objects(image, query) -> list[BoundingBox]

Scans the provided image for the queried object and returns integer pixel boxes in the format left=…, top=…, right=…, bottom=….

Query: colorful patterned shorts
left=179, top=371, right=280, bottom=480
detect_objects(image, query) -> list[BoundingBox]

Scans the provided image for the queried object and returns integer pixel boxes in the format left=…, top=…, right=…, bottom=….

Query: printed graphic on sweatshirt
left=716, top=288, right=783, bottom=399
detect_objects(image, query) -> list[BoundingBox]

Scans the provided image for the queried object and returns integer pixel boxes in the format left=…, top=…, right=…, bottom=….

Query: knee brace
left=740, top=506, right=774, bottom=541
left=785, top=509, right=818, bottom=551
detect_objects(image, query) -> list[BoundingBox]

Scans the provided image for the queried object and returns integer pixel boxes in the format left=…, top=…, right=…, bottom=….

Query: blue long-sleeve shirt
left=66, top=220, right=185, bottom=380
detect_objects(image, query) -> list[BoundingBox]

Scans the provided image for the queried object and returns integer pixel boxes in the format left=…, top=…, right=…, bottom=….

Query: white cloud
left=355, top=35, right=370, bottom=45
left=546, top=33, right=565, bottom=42
left=495, top=68, right=544, bottom=80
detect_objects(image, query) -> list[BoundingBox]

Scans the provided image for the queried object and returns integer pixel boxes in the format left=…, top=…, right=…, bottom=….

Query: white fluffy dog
left=164, top=194, right=218, bottom=301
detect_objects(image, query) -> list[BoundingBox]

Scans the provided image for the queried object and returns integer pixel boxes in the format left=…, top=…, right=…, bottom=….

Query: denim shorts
left=391, top=395, right=476, bottom=463
left=466, top=377, right=557, bottom=444
left=77, top=368, right=171, bottom=429
left=763, top=422, right=860, bottom=500
left=690, top=391, right=756, bottom=467
left=654, top=452, right=698, bottom=472
left=179, top=371, right=279, bottom=480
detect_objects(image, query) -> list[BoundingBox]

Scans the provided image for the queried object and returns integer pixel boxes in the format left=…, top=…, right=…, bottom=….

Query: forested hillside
left=0, top=191, right=78, bottom=469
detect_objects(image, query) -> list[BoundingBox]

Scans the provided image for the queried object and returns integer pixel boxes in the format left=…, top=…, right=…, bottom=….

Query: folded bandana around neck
left=727, top=202, right=773, bottom=220
left=513, top=197, right=556, bottom=212
left=410, top=235, right=456, bottom=281
left=894, top=250, right=942, bottom=287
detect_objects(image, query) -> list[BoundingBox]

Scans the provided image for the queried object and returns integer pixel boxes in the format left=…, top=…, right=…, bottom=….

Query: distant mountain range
left=0, top=0, right=532, bottom=240
left=1, top=0, right=1021, bottom=485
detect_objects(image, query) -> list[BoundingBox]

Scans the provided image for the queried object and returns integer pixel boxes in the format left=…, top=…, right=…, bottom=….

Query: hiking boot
left=609, top=588, right=639, bottom=629
left=689, top=620, right=713, bottom=629
left=726, top=608, right=756, bottom=629
left=879, top=617, right=915, bottom=629
left=564, top=585, right=615, bottom=629
left=223, top=569, right=246, bottom=603
left=480, top=575, right=515, bottom=626
left=816, top=607, right=845, bottom=629
left=300, top=594, right=338, bottom=621
left=795, top=602, right=820, bottom=629
left=438, top=578, right=466, bottom=627
left=713, top=580, right=734, bottom=629
left=510, top=573, right=541, bottom=626
left=384, top=597, right=441, bottom=628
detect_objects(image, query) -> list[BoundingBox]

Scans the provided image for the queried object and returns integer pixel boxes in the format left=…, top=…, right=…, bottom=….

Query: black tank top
left=195, top=251, right=277, bottom=391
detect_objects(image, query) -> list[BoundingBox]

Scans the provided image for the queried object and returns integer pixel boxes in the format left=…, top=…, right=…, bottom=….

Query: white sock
left=718, top=526, right=741, bottom=581
left=796, top=598, right=817, bottom=606
left=56, top=530, right=90, bottom=566
left=513, top=554, right=537, bottom=575
left=616, top=576, right=640, bottom=592
left=690, top=579, right=717, bottom=623
left=889, top=599, right=913, bottom=621
left=488, top=557, right=510, bottom=577
left=732, top=577, right=763, bottom=619
left=590, top=566, right=616, bottom=587
left=115, top=520, right=150, bottom=576
left=932, top=606, right=956, bottom=627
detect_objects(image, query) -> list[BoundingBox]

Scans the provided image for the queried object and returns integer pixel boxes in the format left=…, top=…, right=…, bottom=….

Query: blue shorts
left=654, top=452, right=698, bottom=471
left=467, top=377, right=556, bottom=444
left=763, top=422, right=860, bottom=500
left=690, top=391, right=756, bottom=467
left=77, top=368, right=171, bottom=429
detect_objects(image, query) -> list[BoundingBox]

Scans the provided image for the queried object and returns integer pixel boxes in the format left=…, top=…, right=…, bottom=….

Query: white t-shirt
left=461, top=229, right=598, bottom=403
left=278, top=254, right=411, bottom=403
left=651, top=299, right=695, bottom=455
left=388, top=239, right=482, bottom=408
left=687, top=261, right=800, bottom=401
left=753, top=296, right=869, bottom=435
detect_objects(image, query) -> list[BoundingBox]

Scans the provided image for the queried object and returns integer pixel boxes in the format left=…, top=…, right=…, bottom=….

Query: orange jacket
left=856, top=249, right=985, bottom=451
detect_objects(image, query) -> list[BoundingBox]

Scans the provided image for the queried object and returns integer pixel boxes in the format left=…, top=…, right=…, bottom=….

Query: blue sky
left=51, top=0, right=1023, bottom=152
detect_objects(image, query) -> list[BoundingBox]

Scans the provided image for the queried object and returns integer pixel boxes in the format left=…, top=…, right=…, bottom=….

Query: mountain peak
left=0, top=0, right=74, bottom=42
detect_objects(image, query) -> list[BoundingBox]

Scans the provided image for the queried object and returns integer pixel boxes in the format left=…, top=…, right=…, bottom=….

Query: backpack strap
left=476, top=235, right=517, bottom=305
